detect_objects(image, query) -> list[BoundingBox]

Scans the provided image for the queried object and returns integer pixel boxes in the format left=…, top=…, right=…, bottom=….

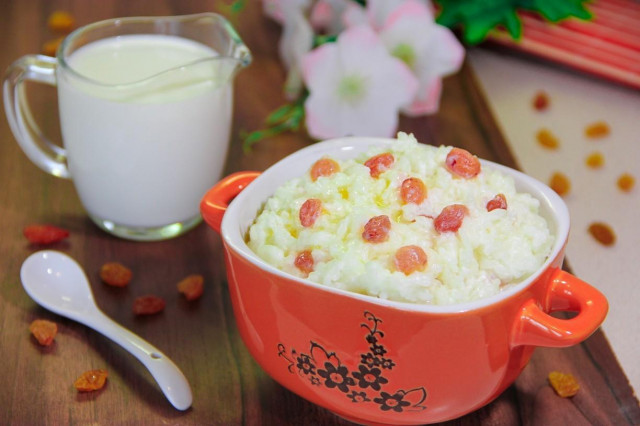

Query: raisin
left=41, top=37, right=64, bottom=56
left=585, top=121, right=610, bottom=139
left=400, top=177, right=427, bottom=204
left=585, top=152, right=604, bottom=169
left=548, top=371, right=580, bottom=397
left=617, top=173, right=635, bottom=192
left=74, top=369, right=108, bottom=392
left=533, top=91, right=549, bottom=111
left=445, top=148, right=481, bottom=179
left=310, top=158, right=340, bottom=181
left=100, top=262, right=132, bottom=287
left=549, top=172, right=571, bottom=196
left=29, top=319, right=58, bottom=346
left=133, top=296, right=166, bottom=315
left=23, top=224, right=69, bottom=245
left=394, top=245, right=428, bottom=275
left=588, top=222, right=616, bottom=246
left=177, top=275, right=204, bottom=301
left=299, top=198, right=322, bottom=227
left=47, top=11, right=75, bottom=34
left=364, top=153, right=394, bottom=178
left=362, top=215, right=391, bottom=243
left=536, top=128, right=559, bottom=150
left=486, top=194, right=507, bottom=212
left=294, top=250, right=314, bottom=275
left=434, top=204, right=468, bottom=233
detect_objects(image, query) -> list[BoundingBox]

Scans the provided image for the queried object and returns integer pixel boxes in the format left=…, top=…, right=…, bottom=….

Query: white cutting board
left=469, top=47, right=640, bottom=395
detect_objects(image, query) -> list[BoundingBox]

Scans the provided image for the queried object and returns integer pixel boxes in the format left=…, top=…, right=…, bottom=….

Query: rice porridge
left=247, top=133, right=553, bottom=305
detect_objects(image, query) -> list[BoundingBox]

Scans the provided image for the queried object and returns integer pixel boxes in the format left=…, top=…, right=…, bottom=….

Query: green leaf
left=435, top=0, right=592, bottom=44
left=503, top=10, right=522, bottom=39
left=242, top=110, right=307, bottom=152
left=528, top=0, right=592, bottom=22
left=314, top=34, right=338, bottom=47
left=230, top=0, right=246, bottom=14
left=242, top=123, right=291, bottom=153
left=265, top=103, right=294, bottom=125
left=435, top=0, right=522, bottom=44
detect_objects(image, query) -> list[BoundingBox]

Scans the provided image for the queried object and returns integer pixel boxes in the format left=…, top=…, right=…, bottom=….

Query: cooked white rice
left=247, top=133, right=553, bottom=305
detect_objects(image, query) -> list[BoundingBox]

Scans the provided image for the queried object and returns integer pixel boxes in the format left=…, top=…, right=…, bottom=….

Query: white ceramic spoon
left=20, top=250, right=193, bottom=411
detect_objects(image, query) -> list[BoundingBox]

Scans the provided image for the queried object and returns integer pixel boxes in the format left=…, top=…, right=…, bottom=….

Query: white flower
left=343, top=0, right=465, bottom=116
left=279, top=7, right=314, bottom=99
left=379, top=0, right=464, bottom=115
left=301, top=25, right=418, bottom=139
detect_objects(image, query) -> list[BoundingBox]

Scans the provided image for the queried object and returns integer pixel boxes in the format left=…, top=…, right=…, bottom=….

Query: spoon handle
left=82, top=311, right=193, bottom=411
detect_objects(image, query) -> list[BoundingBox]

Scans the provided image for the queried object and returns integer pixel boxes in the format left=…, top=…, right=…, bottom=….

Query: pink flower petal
left=310, top=0, right=350, bottom=34
left=428, top=25, right=466, bottom=77
left=402, top=78, right=442, bottom=116
left=384, top=0, right=434, bottom=28
left=342, top=3, right=367, bottom=28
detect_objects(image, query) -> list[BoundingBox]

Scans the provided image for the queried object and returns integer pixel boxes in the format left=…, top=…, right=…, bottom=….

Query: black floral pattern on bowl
left=277, top=311, right=427, bottom=413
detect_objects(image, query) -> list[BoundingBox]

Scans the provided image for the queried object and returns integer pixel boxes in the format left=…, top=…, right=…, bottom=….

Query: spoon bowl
left=21, top=250, right=193, bottom=411
left=22, top=250, right=101, bottom=319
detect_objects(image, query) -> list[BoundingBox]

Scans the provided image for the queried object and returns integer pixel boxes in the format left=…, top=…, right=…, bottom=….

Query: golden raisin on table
left=47, top=11, right=75, bottom=34
left=29, top=319, right=58, bottom=346
left=532, top=91, right=549, bottom=111
left=536, top=128, right=559, bottom=150
left=133, top=295, right=166, bottom=315
left=617, top=173, right=635, bottom=192
left=100, top=262, right=132, bottom=287
left=585, top=151, right=604, bottom=169
left=548, top=371, right=580, bottom=397
left=588, top=222, right=616, bottom=246
left=177, top=274, right=204, bottom=301
left=74, top=369, right=108, bottom=392
left=549, top=172, right=571, bottom=196
left=585, top=121, right=610, bottom=139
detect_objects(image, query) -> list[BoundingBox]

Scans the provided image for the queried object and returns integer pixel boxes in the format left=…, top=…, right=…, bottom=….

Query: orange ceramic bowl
left=200, top=137, right=608, bottom=425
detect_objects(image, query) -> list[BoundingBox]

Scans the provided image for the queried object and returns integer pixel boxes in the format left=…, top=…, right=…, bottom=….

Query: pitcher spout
left=182, top=12, right=252, bottom=72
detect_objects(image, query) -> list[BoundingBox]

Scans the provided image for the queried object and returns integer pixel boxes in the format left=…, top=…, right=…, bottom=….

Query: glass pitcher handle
left=3, top=54, right=70, bottom=178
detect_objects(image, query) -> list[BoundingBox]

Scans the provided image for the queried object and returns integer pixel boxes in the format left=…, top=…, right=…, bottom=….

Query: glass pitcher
left=4, top=13, right=252, bottom=241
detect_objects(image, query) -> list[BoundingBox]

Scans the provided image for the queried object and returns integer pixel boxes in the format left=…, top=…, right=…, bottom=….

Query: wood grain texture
left=0, top=1, right=638, bottom=425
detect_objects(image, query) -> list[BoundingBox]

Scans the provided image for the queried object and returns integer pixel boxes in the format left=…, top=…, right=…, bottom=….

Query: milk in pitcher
left=58, top=34, right=232, bottom=229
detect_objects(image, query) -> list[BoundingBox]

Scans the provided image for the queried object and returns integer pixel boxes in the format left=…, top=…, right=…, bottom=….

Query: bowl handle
left=510, top=269, right=608, bottom=348
left=200, top=171, right=261, bottom=234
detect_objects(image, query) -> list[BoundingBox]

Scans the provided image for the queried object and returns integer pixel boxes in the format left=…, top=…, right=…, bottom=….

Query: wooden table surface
left=1, top=1, right=638, bottom=425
